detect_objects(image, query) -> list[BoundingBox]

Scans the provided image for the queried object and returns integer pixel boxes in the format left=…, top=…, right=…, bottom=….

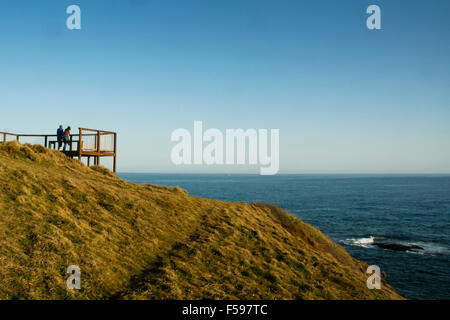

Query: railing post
left=97, top=130, right=101, bottom=152
left=78, top=128, right=82, bottom=160
left=96, top=130, right=101, bottom=167
left=113, top=132, right=117, bottom=173
left=2, top=133, right=5, bottom=143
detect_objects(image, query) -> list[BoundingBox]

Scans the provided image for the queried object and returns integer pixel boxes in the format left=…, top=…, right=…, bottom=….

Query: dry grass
left=0, top=141, right=403, bottom=300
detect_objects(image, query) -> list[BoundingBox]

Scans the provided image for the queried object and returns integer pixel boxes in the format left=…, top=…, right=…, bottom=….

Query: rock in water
left=373, top=242, right=424, bottom=252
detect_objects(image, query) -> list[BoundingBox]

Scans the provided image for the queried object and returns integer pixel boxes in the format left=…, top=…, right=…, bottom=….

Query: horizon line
left=116, top=172, right=450, bottom=176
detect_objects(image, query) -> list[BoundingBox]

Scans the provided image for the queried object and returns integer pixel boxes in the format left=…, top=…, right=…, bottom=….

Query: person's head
left=67, top=126, right=71, bottom=131
left=59, top=125, right=63, bottom=129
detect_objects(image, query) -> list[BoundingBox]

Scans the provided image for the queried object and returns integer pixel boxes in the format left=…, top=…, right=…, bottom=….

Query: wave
left=340, top=236, right=449, bottom=255
left=341, top=236, right=375, bottom=248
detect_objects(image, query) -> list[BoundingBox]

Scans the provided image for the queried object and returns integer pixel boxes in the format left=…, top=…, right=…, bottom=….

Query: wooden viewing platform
left=0, top=128, right=117, bottom=173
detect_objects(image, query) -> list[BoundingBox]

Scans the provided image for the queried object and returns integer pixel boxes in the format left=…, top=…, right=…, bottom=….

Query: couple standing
left=57, top=125, right=71, bottom=151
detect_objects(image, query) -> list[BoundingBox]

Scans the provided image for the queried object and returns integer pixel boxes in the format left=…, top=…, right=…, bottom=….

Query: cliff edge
left=0, top=141, right=402, bottom=299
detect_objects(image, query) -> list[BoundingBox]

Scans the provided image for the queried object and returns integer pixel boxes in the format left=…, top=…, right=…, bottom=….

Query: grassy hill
left=0, top=141, right=402, bottom=300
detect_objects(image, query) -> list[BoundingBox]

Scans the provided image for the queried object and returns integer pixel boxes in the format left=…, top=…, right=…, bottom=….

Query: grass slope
left=0, top=141, right=402, bottom=300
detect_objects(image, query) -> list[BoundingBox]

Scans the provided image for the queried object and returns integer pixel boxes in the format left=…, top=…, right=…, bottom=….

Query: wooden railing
left=0, top=128, right=117, bottom=173
left=78, top=128, right=117, bottom=172
left=1, top=132, right=85, bottom=152
left=1, top=132, right=75, bottom=149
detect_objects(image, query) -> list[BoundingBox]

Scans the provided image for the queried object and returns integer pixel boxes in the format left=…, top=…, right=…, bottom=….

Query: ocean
left=118, top=173, right=450, bottom=300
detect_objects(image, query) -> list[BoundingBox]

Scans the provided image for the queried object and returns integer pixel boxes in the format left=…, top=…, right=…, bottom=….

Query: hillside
left=0, top=141, right=402, bottom=300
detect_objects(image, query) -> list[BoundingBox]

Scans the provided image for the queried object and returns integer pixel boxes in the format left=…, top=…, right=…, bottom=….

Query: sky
left=0, top=0, right=449, bottom=173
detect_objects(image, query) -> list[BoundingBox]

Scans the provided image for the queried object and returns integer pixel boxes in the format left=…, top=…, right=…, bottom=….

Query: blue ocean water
left=118, top=173, right=450, bottom=300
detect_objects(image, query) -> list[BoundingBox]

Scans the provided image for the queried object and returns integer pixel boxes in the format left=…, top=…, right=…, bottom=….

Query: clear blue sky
left=0, top=0, right=449, bottom=173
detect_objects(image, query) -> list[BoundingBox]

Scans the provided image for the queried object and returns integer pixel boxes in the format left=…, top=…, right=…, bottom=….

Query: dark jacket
left=57, top=128, right=64, bottom=140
